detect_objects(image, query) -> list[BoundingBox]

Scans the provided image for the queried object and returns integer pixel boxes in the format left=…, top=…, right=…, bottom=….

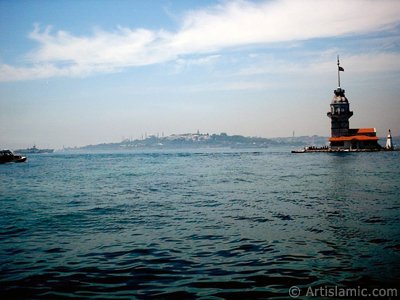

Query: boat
left=291, top=149, right=305, bottom=153
left=15, top=145, right=54, bottom=154
left=0, top=150, right=27, bottom=163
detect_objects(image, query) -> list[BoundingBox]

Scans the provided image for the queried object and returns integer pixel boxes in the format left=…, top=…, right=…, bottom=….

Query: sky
left=1, top=0, right=400, bottom=149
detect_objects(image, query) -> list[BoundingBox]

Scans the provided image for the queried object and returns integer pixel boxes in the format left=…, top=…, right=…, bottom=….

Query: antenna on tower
left=337, top=55, right=344, bottom=88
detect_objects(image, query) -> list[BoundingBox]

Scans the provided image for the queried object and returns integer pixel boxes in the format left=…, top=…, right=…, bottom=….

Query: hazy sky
left=1, top=0, right=400, bottom=149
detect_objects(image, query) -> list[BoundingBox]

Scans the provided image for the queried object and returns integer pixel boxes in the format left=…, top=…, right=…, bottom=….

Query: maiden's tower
left=327, top=57, right=381, bottom=150
left=292, top=56, right=395, bottom=153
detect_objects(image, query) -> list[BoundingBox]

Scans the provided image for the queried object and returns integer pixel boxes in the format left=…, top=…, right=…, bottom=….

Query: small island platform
left=292, top=147, right=397, bottom=153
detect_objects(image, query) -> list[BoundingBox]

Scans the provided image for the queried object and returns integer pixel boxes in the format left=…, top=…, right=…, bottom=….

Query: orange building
left=329, top=128, right=380, bottom=150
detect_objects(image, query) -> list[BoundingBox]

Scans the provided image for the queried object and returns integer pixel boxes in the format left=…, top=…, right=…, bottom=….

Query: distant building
left=326, top=57, right=381, bottom=150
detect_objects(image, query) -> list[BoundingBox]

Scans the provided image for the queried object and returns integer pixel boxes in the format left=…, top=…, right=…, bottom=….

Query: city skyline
left=1, top=0, right=400, bottom=149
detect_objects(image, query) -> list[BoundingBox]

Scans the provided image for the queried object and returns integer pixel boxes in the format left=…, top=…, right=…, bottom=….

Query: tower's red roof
left=356, top=128, right=376, bottom=134
left=330, top=127, right=380, bottom=143
left=329, top=135, right=379, bottom=142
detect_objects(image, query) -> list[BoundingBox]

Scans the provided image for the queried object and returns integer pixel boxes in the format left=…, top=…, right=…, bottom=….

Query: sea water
left=1, top=148, right=399, bottom=299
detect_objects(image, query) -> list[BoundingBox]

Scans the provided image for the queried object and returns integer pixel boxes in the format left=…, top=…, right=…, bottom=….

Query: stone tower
left=327, top=57, right=353, bottom=137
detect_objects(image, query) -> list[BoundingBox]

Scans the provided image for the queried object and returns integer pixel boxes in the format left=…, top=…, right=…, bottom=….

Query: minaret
left=327, top=56, right=353, bottom=137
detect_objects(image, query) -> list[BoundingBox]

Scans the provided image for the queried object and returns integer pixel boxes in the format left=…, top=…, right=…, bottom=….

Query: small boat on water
left=15, top=145, right=54, bottom=154
left=0, top=150, right=27, bottom=163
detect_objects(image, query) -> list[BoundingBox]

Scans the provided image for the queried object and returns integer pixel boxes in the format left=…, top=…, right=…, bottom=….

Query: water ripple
left=1, top=149, right=399, bottom=298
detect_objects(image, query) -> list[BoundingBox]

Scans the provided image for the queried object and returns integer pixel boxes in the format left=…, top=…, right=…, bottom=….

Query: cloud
left=0, top=62, right=121, bottom=82
left=27, top=24, right=174, bottom=66
left=173, top=54, right=220, bottom=73
left=170, top=0, right=400, bottom=52
left=2, top=0, right=400, bottom=81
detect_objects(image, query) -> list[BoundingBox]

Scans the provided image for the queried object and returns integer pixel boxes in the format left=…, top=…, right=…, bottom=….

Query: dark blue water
left=1, top=149, right=399, bottom=299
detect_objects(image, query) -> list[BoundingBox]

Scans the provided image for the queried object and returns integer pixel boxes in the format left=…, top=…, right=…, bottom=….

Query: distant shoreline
left=61, top=133, right=333, bottom=152
left=59, top=132, right=399, bottom=152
